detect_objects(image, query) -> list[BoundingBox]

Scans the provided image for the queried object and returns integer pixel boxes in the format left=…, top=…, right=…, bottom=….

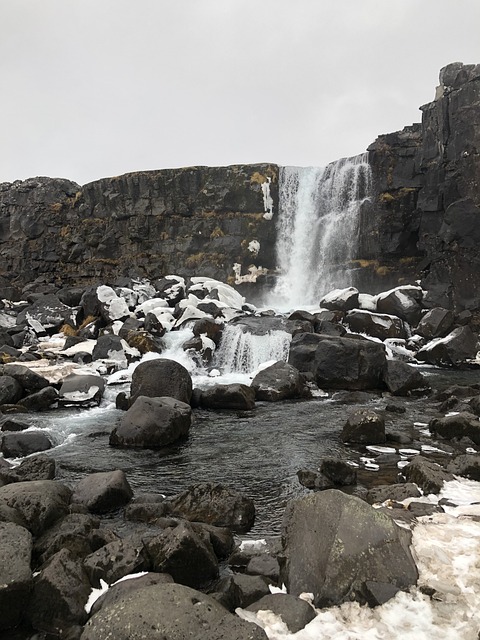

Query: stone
left=383, top=360, right=428, bottom=396
left=345, top=309, right=406, bottom=341
left=0, top=415, right=30, bottom=431
left=376, top=286, right=423, bottom=325
left=319, top=457, right=357, bottom=486
left=0, top=522, right=33, bottom=631
left=83, top=535, right=150, bottom=587
left=429, top=412, right=480, bottom=445
left=27, top=548, right=91, bottom=636
left=17, top=386, right=58, bottom=411
left=1, top=430, right=52, bottom=457
left=34, top=513, right=101, bottom=566
left=416, top=326, right=478, bottom=366
left=245, top=554, right=280, bottom=582
left=110, top=395, right=192, bottom=448
left=447, top=454, right=480, bottom=480
left=72, top=470, right=133, bottom=513
left=320, top=287, right=359, bottom=312
left=403, top=456, right=454, bottom=494
left=16, top=293, right=73, bottom=330
left=130, top=358, right=193, bottom=404
left=81, top=582, right=268, bottom=640
left=0, top=375, right=23, bottom=405
left=89, top=572, right=174, bottom=616
left=296, top=469, right=333, bottom=491
left=1, top=363, right=50, bottom=394
left=231, top=573, right=272, bottom=608
left=200, top=383, right=256, bottom=410
left=59, top=373, right=105, bottom=406
left=145, top=521, right=219, bottom=588
left=251, top=361, right=308, bottom=402
left=246, top=593, right=316, bottom=633
left=416, top=307, right=455, bottom=338
left=280, top=489, right=418, bottom=607
left=0, top=480, right=72, bottom=536
left=168, top=483, right=255, bottom=533
left=0, top=453, right=55, bottom=484
left=91, top=334, right=126, bottom=361
left=342, top=409, right=386, bottom=444
left=366, top=483, right=422, bottom=505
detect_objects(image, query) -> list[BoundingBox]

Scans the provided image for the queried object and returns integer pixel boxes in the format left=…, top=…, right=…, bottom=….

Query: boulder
left=96, top=285, right=131, bottom=323
left=287, top=332, right=325, bottom=373
left=0, top=415, right=30, bottom=431
left=416, top=326, right=478, bottom=366
left=72, top=470, right=133, bottom=513
left=403, top=456, right=454, bottom=494
left=59, top=373, right=105, bottom=406
left=231, top=573, right=272, bottom=608
left=319, top=457, right=357, bottom=486
left=110, top=396, right=192, bottom=448
left=18, top=386, right=58, bottom=411
left=16, top=293, right=73, bottom=330
left=376, top=286, right=423, bottom=325
left=0, top=453, right=55, bottom=484
left=83, top=535, right=150, bottom=587
left=366, top=483, right=422, bottom=505
left=1, top=430, right=53, bottom=457
left=447, top=454, right=480, bottom=481
left=342, top=409, right=386, bottom=444
left=0, top=522, right=33, bottom=631
left=145, top=521, right=219, bottom=588
left=280, top=489, right=418, bottom=607
left=200, top=383, right=255, bottom=410
left=0, top=480, right=72, bottom=536
left=297, top=468, right=334, bottom=491
left=1, top=364, right=50, bottom=394
left=130, top=358, right=193, bottom=404
left=320, top=287, right=359, bottom=312
left=27, top=548, right=91, bottom=637
left=92, top=334, right=126, bottom=362
left=246, top=593, right=316, bottom=633
left=429, top=412, right=480, bottom=445
left=382, top=360, right=428, bottom=396
left=0, top=375, right=23, bottom=405
left=245, top=554, right=280, bottom=582
left=89, top=572, right=174, bottom=616
left=34, top=513, right=102, bottom=566
left=415, top=307, right=455, bottom=339
left=81, top=583, right=267, bottom=640
left=251, top=361, right=308, bottom=402
left=168, top=483, right=255, bottom=533
left=345, top=310, right=406, bottom=341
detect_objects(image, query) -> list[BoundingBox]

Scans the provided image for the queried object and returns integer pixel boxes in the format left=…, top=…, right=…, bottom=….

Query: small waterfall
left=272, top=152, right=372, bottom=307
left=215, top=324, right=291, bottom=373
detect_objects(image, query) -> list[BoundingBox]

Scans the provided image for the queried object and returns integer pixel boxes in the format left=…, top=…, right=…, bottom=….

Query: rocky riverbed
left=1, top=275, right=480, bottom=639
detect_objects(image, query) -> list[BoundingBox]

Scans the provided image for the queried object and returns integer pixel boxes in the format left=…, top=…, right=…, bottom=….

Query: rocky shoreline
left=1, top=274, right=480, bottom=638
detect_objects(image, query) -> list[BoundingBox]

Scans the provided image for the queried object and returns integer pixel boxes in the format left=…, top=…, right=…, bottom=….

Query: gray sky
left=1, top=0, right=480, bottom=186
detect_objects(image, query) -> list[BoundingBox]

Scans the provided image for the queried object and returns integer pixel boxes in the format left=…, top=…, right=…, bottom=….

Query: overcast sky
left=1, top=0, right=480, bottom=186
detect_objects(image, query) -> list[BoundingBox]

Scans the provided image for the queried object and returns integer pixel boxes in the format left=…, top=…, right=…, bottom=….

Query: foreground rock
left=71, top=470, right=133, bottom=513
left=280, top=489, right=417, bottom=607
left=130, top=358, right=193, bottom=404
left=81, top=583, right=267, bottom=640
left=416, top=326, right=478, bottom=365
left=200, top=384, right=256, bottom=410
left=110, top=396, right=192, bottom=448
left=251, top=361, right=308, bottom=401
left=0, top=522, right=33, bottom=631
left=342, top=409, right=386, bottom=444
left=246, top=593, right=316, bottom=633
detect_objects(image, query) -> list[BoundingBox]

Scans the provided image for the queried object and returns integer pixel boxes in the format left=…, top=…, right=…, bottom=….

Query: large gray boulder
left=403, top=456, right=454, bottom=494
left=345, top=309, right=406, bottom=341
left=342, top=409, right=386, bottom=444
left=429, top=411, right=480, bottom=445
left=280, top=490, right=418, bottom=607
left=72, top=469, right=133, bottom=513
left=1, top=430, right=53, bottom=458
left=0, top=375, right=23, bottom=405
left=81, top=583, right=267, bottom=640
left=130, top=358, right=192, bottom=404
left=251, top=361, right=308, bottom=402
left=59, top=373, right=105, bottom=407
left=246, top=593, right=316, bottom=633
left=200, top=383, right=256, bottom=410
left=0, top=522, right=33, bottom=631
left=1, top=363, right=50, bottom=394
left=110, top=396, right=192, bottom=448
left=416, top=326, right=478, bottom=365
left=382, top=360, right=428, bottom=396
left=415, top=307, right=454, bottom=339
left=320, top=287, right=359, bottom=312
left=376, top=286, right=423, bottom=325
left=83, top=535, right=150, bottom=587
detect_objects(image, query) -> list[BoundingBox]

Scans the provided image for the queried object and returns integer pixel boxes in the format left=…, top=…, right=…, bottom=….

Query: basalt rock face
left=361, top=62, right=480, bottom=310
left=0, top=164, right=278, bottom=288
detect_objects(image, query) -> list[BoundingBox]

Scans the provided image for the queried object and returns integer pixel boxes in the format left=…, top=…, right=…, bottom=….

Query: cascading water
left=271, top=152, right=372, bottom=308
left=214, top=324, right=291, bottom=373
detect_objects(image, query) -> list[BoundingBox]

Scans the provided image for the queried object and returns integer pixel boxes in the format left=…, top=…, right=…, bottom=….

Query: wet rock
left=0, top=480, right=72, bottom=536
left=345, top=309, right=406, bottom=341
left=296, top=468, right=334, bottom=491
left=0, top=415, right=30, bottom=431
left=0, top=453, right=55, bottom=484
left=168, top=482, right=255, bottom=533
left=200, top=383, right=255, bottom=410
left=251, top=361, right=308, bottom=401
left=1, top=364, right=50, bottom=394
left=407, top=502, right=444, bottom=517
left=83, top=535, right=150, bottom=587
left=0, top=375, right=23, bottom=404
left=403, top=456, right=454, bottom=494
left=190, top=521, right=235, bottom=559
left=469, top=395, right=480, bottom=415
left=145, top=521, right=219, bottom=588
left=376, top=286, right=423, bottom=325
left=415, top=307, right=455, bottom=339
left=81, top=582, right=268, bottom=640
left=366, top=483, right=421, bottom=505
left=383, top=360, right=428, bottom=396
left=342, top=409, right=386, bottom=444
left=447, top=454, right=480, bottom=480
left=245, top=554, right=280, bottom=582
left=59, top=373, right=105, bottom=407
left=231, top=573, right=272, bottom=608
left=27, top=548, right=91, bottom=636
left=18, top=386, right=58, bottom=411
left=1, top=430, right=52, bottom=457
left=429, top=411, right=480, bottom=445
left=280, top=489, right=418, bottom=607
left=0, top=522, right=33, bottom=631
left=320, top=287, right=359, bottom=312
left=34, top=513, right=101, bottom=566
left=416, top=326, right=478, bottom=366
left=110, top=395, right=192, bottom=448
left=130, top=358, right=193, bottom=404
left=72, top=470, right=133, bottom=513
left=319, top=457, right=357, bottom=486
left=287, top=332, right=325, bottom=373
left=246, top=593, right=316, bottom=633
left=124, top=500, right=171, bottom=523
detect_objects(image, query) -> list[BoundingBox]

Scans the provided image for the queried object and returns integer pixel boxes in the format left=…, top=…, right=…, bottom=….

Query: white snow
left=262, top=177, right=274, bottom=219
left=248, top=240, right=261, bottom=256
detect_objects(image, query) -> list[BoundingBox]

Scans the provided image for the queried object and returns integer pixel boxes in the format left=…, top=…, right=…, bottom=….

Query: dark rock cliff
left=0, top=164, right=278, bottom=289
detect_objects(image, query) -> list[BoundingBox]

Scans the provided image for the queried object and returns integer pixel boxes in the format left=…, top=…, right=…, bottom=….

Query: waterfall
left=271, top=152, right=372, bottom=308
left=215, top=324, right=291, bottom=373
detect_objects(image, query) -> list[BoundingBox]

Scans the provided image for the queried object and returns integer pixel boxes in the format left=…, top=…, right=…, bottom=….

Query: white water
left=271, top=153, right=372, bottom=308
left=214, top=324, right=291, bottom=373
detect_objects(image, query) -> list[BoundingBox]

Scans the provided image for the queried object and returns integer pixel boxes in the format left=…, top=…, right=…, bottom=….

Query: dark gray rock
left=251, top=361, right=308, bottom=402
left=200, top=383, right=255, bottom=410
left=16, top=293, right=73, bottom=330
left=345, top=309, right=406, bottom=340
left=83, top=535, right=150, bottom=587
left=245, top=554, right=280, bottom=581
left=447, top=454, right=480, bottom=480
left=429, top=412, right=480, bottom=445
left=0, top=522, right=33, bottom=631
left=59, top=373, right=105, bottom=406
left=0, top=375, right=23, bottom=405
left=376, top=286, right=423, bottom=325
left=383, top=360, right=428, bottom=396
left=89, top=572, right=174, bottom=616
left=342, top=409, right=386, bottom=444
left=110, top=395, right=192, bottom=448
left=231, top=573, right=272, bottom=608
left=280, top=489, right=418, bottom=607
left=81, top=582, right=268, bottom=640
left=0, top=480, right=72, bottom=536
left=92, top=334, right=125, bottom=361
left=296, top=468, right=334, bottom=491
left=319, top=457, right=357, bottom=486
left=0, top=453, right=55, bottom=484
left=1, top=430, right=52, bottom=457
left=72, top=470, right=133, bottom=513
left=1, top=363, right=50, bottom=394
left=403, top=456, right=454, bottom=494
left=287, top=332, right=325, bottom=373
left=0, top=415, right=30, bottom=431
left=18, top=385, right=58, bottom=411
left=320, top=287, right=359, bottom=312
left=416, top=326, right=478, bottom=366
left=168, top=483, right=255, bottom=533
left=366, top=483, right=422, bottom=505
left=416, top=307, right=455, bottom=338
left=34, top=513, right=101, bottom=566
left=130, top=357, right=193, bottom=404
left=246, top=593, right=316, bottom=633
